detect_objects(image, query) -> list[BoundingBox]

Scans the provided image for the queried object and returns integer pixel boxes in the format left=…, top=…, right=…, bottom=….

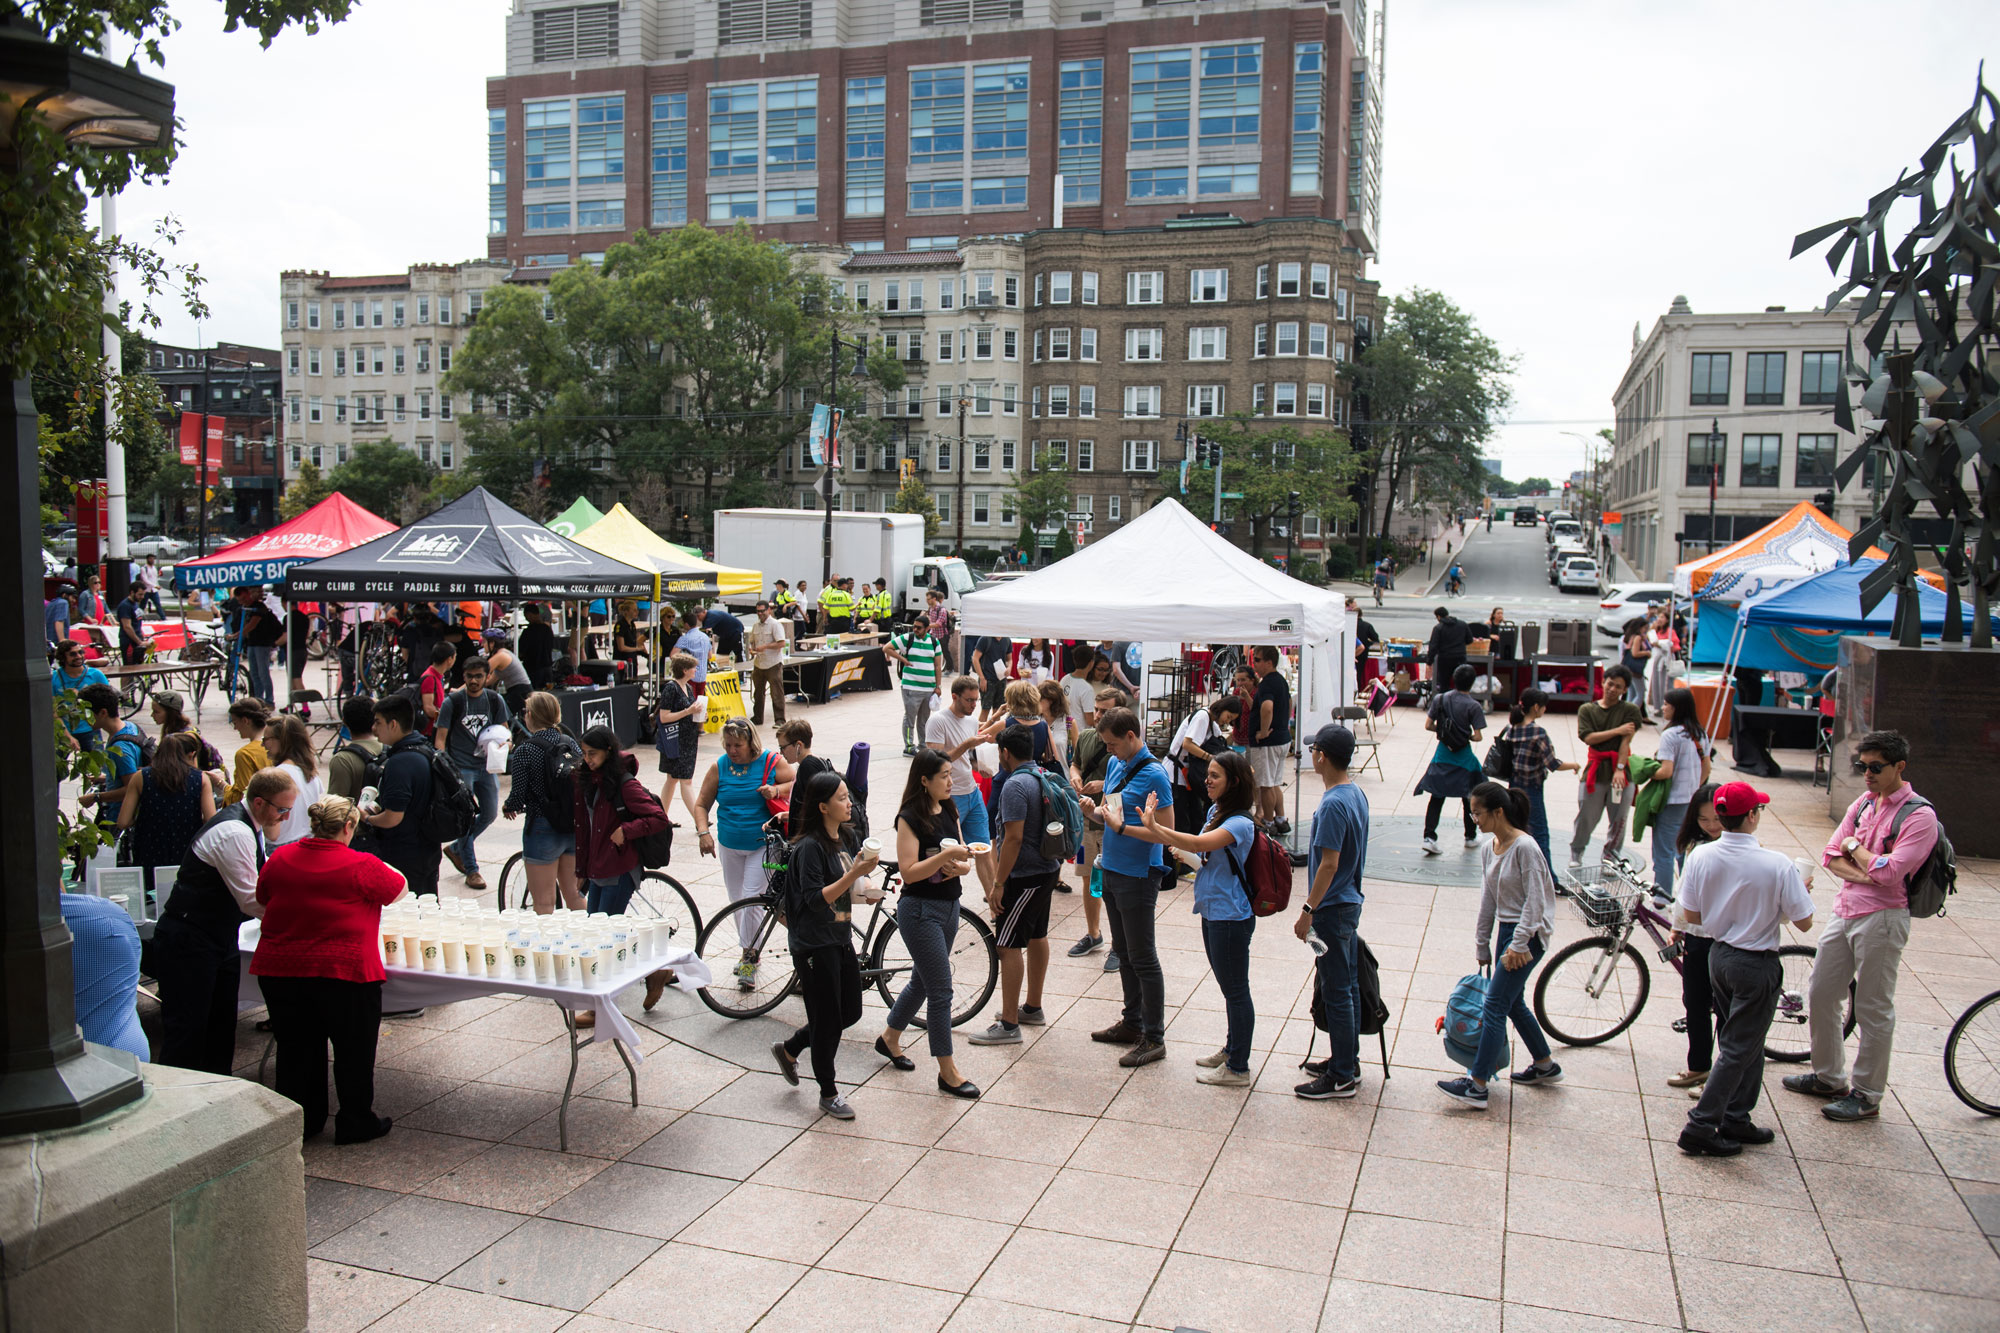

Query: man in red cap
left=1673, top=781, right=1816, bottom=1157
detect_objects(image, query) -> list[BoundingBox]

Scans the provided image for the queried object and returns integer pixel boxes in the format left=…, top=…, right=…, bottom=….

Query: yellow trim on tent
left=570, top=504, right=764, bottom=599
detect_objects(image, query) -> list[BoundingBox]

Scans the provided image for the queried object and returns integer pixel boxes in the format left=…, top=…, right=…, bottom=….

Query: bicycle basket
left=1566, top=865, right=1641, bottom=928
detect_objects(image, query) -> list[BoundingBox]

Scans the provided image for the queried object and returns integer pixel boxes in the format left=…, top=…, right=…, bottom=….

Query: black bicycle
left=491, top=852, right=704, bottom=949
left=694, top=844, right=999, bottom=1025
left=1945, top=989, right=2000, bottom=1116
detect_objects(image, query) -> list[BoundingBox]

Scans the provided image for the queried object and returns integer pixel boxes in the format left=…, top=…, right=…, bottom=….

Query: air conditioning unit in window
left=975, top=294, right=998, bottom=307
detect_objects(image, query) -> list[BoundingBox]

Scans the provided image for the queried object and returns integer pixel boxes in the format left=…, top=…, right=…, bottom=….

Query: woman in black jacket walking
left=770, top=769, right=879, bottom=1120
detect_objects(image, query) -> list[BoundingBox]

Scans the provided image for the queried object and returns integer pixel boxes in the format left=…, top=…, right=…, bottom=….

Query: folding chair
left=1331, top=706, right=1383, bottom=778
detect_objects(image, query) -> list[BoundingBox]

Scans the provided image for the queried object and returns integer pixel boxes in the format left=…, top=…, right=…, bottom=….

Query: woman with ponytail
left=1437, top=781, right=1562, bottom=1109
left=1498, top=689, right=1578, bottom=867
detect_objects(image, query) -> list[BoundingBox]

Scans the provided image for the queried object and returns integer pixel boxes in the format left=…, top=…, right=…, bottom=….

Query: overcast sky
left=121, top=0, right=1992, bottom=484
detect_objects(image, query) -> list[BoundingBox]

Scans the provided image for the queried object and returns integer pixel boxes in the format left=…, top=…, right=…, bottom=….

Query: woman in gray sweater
left=1438, top=781, right=1564, bottom=1108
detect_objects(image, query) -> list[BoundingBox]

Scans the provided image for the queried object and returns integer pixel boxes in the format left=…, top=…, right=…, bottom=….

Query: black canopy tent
left=284, top=486, right=652, bottom=600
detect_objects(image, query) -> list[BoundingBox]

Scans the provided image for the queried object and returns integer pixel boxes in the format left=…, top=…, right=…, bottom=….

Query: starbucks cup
left=382, top=930, right=403, bottom=968
left=509, top=938, right=533, bottom=981
left=594, top=942, right=615, bottom=980
left=441, top=938, right=465, bottom=975
left=531, top=940, right=555, bottom=983
left=419, top=935, right=441, bottom=973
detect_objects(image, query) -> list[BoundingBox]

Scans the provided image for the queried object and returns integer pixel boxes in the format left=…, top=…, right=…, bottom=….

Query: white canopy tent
left=957, top=498, right=1354, bottom=742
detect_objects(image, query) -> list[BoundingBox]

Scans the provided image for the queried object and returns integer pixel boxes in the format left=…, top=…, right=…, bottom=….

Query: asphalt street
left=1350, top=517, right=1621, bottom=666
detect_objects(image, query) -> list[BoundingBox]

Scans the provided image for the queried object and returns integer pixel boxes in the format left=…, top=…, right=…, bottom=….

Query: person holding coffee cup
left=770, top=770, right=877, bottom=1120
left=876, top=748, right=981, bottom=1098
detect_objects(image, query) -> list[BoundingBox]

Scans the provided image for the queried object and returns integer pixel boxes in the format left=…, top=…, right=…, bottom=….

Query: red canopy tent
left=170, top=493, right=396, bottom=592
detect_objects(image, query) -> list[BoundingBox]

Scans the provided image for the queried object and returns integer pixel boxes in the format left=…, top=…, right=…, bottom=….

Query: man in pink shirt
left=1784, top=729, right=1936, bottom=1122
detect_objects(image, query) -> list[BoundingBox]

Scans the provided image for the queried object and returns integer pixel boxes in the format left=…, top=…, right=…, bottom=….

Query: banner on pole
left=807, top=403, right=843, bottom=468
left=178, top=413, right=225, bottom=468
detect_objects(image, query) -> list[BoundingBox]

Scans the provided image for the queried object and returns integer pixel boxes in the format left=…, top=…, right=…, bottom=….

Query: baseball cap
left=1712, top=781, right=1770, bottom=816
left=1310, top=723, right=1356, bottom=768
left=154, top=690, right=185, bottom=713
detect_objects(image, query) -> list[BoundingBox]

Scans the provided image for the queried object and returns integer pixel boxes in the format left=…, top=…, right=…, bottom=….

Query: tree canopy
left=447, top=227, right=890, bottom=540
left=1180, top=417, right=1362, bottom=556
left=1343, top=289, right=1515, bottom=554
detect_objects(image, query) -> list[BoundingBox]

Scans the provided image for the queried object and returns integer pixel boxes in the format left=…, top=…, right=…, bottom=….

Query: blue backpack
left=1438, top=971, right=1507, bottom=1072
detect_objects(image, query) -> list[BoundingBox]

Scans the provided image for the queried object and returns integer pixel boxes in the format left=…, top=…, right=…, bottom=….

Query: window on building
left=1049, top=272, right=1073, bottom=303
left=1003, top=328, right=1018, bottom=360
left=1188, top=384, right=1224, bottom=417
left=1048, top=385, right=1070, bottom=416
left=650, top=92, right=690, bottom=225
left=1130, top=48, right=1191, bottom=151
left=333, top=348, right=346, bottom=376
left=764, top=187, right=815, bottom=218
left=764, top=78, right=817, bottom=172
left=1306, top=382, right=1327, bottom=416
left=1275, top=322, right=1299, bottom=356
left=708, top=190, right=759, bottom=222
left=332, top=303, right=344, bottom=330
left=1254, top=323, right=1269, bottom=357
left=1188, top=326, right=1227, bottom=360
left=1256, top=265, right=1269, bottom=299
left=973, top=438, right=991, bottom=470
left=1252, top=383, right=1266, bottom=414
left=1126, top=271, right=1163, bottom=304
left=911, top=67, right=965, bottom=166
left=418, top=392, right=431, bottom=420
left=1745, top=351, right=1786, bottom=406
left=1123, top=385, right=1160, bottom=417
left=1796, top=433, right=1837, bottom=487
left=438, top=342, right=451, bottom=371
left=1197, top=162, right=1258, bottom=196
left=1003, top=383, right=1018, bottom=415
left=306, top=348, right=320, bottom=375
left=333, top=395, right=347, bottom=423
left=286, top=300, right=300, bottom=329
left=1686, top=430, right=1726, bottom=486
left=440, top=396, right=454, bottom=421
left=306, top=301, right=320, bottom=330
left=415, top=343, right=430, bottom=374
left=416, top=297, right=429, bottom=324
left=525, top=202, right=571, bottom=231
left=974, top=327, right=994, bottom=360
left=972, top=60, right=1029, bottom=164
left=1048, top=328, right=1071, bottom=360
left=524, top=98, right=573, bottom=193
left=1277, top=262, right=1301, bottom=296
left=909, top=179, right=963, bottom=210
left=370, top=348, right=384, bottom=374
left=1190, top=268, right=1228, bottom=302
left=1127, top=167, right=1188, bottom=200
left=709, top=83, right=760, bottom=176
left=1107, top=494, right=1122, bottom=522
left=394, top=395, right=407, bottom=423
left=1273, top=382, right=1298, bottom=415
left=1309, top=262, right=1331, bottom=297
left=288, top=396, right=301, bottom=422
left=1075, top=439, right=1095, bottom=470
left=1690, top=352, right=1731, bottom=405
left=1801, top=351, right=1840, bottom=406
left=1004, top=274, right=1020, bottom=306
left=1078, top=385, right=1096, bottom=418
left=1122, top=438, right=1158, bottom=471
left=1072, top=328, right=1093, bottom=360
left=1059, top=57, right=1103, bottom=205
left=1740, top=433, right=1781, bottom=486
left=392, top=346, right=405, bottom=375
left=1308, top=323, right=1328, bottom=356
left=1125, top=328, right=1163, bottom=361
left=1198, top=43, right=1260, bottom=146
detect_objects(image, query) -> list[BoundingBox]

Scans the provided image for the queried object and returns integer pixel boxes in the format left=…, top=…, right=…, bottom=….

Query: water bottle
left=1304, top=928, right=1329, bottom=957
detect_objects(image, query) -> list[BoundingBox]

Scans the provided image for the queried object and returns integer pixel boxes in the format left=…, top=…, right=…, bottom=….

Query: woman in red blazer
left=253, top=794, right=406, bottom=1145
left=574, top=725, right=671, bottom=1027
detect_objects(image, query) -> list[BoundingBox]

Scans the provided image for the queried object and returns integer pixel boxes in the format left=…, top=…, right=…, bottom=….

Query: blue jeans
left=1526, top=784, right=1553, bottom=869
left=1471, top=923, right=1552, bottom=1081
left=1202, top=915, right=1256, bottom=1073
left=1653, top=803, right=1688, bottom=898
left=453, top=764, right=500, bottom=874
left=244, top=645, right=273, bottom=704
left=953, top=791, right=991, bottom=844
left=1102, top=869, right=1165, bottom=1041
left=586, top=872, right=637, bottom=915
left=521, top=813, right=570, bottom=866
left=885, top=894, right=961, bottom=1056
left=1313, top=900, right=1364, bottom=1083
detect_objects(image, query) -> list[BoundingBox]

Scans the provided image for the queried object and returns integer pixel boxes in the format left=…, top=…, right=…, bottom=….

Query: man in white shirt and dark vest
left=1675, top=781, right=1816, bottom=1157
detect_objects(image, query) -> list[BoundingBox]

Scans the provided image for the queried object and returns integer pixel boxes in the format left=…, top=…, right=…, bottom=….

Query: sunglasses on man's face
left=1853, top=760, right=1897, bottom=776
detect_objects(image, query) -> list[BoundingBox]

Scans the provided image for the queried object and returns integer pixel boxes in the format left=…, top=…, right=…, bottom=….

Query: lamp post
left=820, top=325, right=868, bottom=591
left=1174, top=421, right=1223, bottom=527
left=0, top=15, right=172, bottom=1134
left=954, top=393, right=969, bottom=554
left=1285, top=490, right=1300, bottom=572
left=1706, top=417, right=1723, bottom=555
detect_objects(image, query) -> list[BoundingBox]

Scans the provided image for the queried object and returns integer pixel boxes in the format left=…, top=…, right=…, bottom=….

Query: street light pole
left=955, top=394, right=968, bottom=554
left=1285, top=490, right=1300, bottom=571
left=1707, top=417, right=1722, bottom=555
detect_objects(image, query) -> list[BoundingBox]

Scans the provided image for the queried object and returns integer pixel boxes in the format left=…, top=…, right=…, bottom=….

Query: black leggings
left=1682, top=934, right=1715, bottom=1073
left=261, top=975, right=384, bottom=1140
left=784, top=943, right=863, bottom=1097
left=1425, top=793, right=1475, bottom=841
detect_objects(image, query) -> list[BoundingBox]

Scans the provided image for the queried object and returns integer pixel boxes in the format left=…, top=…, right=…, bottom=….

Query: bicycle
left=694, top=840, right=999, bottom=1026
left=1944, top=989, right=2000, bottom=1116
left=492, top=852, right=704, bottom=950
left=1533, top=854, right=1853, bottom=1061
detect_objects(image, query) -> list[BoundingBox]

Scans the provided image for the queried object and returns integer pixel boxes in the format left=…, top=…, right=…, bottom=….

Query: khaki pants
left=751, top=661, right=785, bottom=724
left=1810, top=908, right=1910, bottom=1099
left=1569, top=777, right=1632, bottom=865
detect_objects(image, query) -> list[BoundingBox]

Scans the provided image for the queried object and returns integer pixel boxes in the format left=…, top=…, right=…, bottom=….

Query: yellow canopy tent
left=571, top=503, right=763, bottom=599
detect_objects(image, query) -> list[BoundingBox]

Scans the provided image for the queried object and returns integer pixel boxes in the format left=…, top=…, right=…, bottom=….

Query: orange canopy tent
left=1672, top=502, right=1887, bottom=602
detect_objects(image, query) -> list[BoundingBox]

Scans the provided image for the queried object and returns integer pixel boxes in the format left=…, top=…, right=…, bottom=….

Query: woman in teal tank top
left=695, top=717, right=796, bottom=987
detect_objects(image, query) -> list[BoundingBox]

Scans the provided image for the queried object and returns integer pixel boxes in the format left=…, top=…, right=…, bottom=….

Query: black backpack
left=607, top=781, right=674, bottom=869
left=1302, top=937, right=1392, bottom=1078
left=535, top=732, right=582, bottom=835
left=363, top=737, right=476, bottom=844
left=1434, top=696, right=1475, bottom=753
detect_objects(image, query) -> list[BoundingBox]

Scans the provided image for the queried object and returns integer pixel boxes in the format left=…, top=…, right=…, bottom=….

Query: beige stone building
left=277, top=261, right=514, bottom=481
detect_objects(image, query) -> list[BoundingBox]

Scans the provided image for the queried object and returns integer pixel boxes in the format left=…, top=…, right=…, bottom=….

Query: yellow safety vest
left=822, top=588, right=853, bottom=616
left=773, top=589, right=797, bottom=607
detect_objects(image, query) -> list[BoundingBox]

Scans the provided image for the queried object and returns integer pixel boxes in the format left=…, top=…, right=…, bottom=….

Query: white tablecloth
left=236, top=921, right=708, bottom=1058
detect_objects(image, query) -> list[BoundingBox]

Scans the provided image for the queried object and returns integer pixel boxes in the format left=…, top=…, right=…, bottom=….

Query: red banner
left=204, top=416, right=224, bottom=468
left=178, top=413, right=224, bottom=468
left=75, top=481, right=108, bottom=566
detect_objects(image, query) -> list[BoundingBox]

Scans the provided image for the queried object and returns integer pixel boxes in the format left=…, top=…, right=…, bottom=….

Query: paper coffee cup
left=594, top=942, right=614, bottom=979
left=510, top=944, right=532, bottom=980
left=382, top=932, right=402, bottom=967
left=441, top=938, right=464, bottom=974
left=564, top=946, right=585, bottom=984
left=401, top=932, right=422, bottom=967
left=532, top=941, right=554, bottom=982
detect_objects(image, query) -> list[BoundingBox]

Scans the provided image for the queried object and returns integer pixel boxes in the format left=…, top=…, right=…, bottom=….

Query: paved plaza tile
left=95, top=673, right=1998, bottom=1330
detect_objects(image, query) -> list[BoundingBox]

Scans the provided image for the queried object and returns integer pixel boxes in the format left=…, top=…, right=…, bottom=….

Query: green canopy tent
left=547, top=496, right=605, bottom=538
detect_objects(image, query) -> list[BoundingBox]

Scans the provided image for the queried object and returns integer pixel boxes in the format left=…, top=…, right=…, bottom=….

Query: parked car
left=127, top=534, right=190, bottom=558
left=1558, top=557, right=1601, bottom=594
left=1546, top=521, right=1582, bottom=549
left=1548, top=542, right=1588, bottom=584
left=1512, top=506, right=1540, bottom=526
left=41, top=548, right=64, bottom=578
left=976, top=570, right=1033, bottom=590
left=1596, top=582, right=1674, bottom=637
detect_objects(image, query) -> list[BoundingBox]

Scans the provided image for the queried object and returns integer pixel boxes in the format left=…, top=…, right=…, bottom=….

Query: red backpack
left=1220, top=820, right=1295, bottom=917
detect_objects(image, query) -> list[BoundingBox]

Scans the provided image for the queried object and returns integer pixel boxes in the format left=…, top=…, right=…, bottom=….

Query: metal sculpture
left=1792, top=70, right=1999, bottom=648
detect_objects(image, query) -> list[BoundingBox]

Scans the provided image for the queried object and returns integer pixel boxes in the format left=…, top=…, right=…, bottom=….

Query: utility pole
left=822, top=326, right=838, bottom=592
left=954, top=394, right=968, bottom=554
left=100, top=195, right=130, bottom=602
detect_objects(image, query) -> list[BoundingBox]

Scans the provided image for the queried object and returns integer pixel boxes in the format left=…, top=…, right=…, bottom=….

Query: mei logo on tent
left=579, top=699, right=613, bottom=735
left=380, top=526, right=486, bottom=565
left=499, top=525, right=587, bottom=567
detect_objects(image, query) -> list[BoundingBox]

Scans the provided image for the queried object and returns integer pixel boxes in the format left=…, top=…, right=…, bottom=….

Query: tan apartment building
left=277, top=261, right=515, bottom=481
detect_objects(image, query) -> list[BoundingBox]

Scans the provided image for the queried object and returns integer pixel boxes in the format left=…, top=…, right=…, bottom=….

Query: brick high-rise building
left=484, top=0, right=1386, bottom=267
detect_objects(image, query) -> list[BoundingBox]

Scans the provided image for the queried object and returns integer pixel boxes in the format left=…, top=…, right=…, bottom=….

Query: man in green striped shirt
left=886, top=619, right=945, bottom=756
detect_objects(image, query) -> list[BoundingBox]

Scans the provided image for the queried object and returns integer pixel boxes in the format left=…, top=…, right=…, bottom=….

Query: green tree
left=323, top=441, right=439, bottom=520
left=448, top=226, right=888, bottom=542
left=889, top=471, right=941, bottom=540
left=1182, top=418, right=1363, bottom=557
left=1343, top=288, right=1515, bottom=558
left=1013, top=456, right=1072, bottom=548
left=1518, top=475, right=1553, bottom=494
left=278, top=460, right=333, bottom=519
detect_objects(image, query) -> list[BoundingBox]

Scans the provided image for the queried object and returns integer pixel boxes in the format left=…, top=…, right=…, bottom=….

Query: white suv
left=1558, top=557, right=1601, bottom=594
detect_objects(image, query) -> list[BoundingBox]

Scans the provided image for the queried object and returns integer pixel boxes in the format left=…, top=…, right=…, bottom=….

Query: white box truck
left=713, top=509, right=976, bottom=620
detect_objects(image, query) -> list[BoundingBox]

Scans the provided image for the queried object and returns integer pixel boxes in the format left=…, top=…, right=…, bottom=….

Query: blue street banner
left=808, top=403, right=844, bottom=468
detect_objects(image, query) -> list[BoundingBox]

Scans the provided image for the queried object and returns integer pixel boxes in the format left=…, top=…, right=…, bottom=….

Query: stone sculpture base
left=1833, top=637, right=2000, bottom=856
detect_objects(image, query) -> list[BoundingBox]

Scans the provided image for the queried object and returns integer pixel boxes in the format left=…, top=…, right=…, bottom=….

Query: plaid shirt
left=1503, top=723, right=1559, bottom=788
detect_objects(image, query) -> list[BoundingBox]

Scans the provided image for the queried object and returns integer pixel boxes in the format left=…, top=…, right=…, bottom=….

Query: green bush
left=1321, top=544, right=1358, bottom=581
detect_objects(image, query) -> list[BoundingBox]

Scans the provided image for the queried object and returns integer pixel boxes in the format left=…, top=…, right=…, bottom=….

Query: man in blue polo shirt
left=1084, top=705, right=1176, bottom=1067
left=1296, top=724, right=1370, bottom=1101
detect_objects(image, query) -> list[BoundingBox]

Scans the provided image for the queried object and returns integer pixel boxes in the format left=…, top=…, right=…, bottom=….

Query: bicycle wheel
left=1533, top=935, right=1651, bottom=1046
left=695, top=896, right=796, bottom=1018
left=1765, top=944, right=1857, bottom=1062
left=1945, top=989, right=2000, bottom=1116
left=307, top=617, right=332, bottom=661
left=869, top=906, right=1000, bottom=1028
left=495, top=853, right=527, bottom=911
left=629, top=872, right=703, bottom=951
left=118, top=672, right=150, bottom=718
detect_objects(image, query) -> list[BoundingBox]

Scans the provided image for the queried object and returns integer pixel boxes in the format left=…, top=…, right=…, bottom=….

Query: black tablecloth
left=557, top=683, right=643, bottom=747
left=792, top=648, right=891, bottom=704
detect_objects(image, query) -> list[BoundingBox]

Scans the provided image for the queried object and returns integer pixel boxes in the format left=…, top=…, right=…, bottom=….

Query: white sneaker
left=1465, top=835, right=1480, bottom=848
left=1197, top=1066, right=1254, bottom=1087
left=1195, top=1047, right=1230, bottom=1068
left=1422, top=837, right=1441, bottom=855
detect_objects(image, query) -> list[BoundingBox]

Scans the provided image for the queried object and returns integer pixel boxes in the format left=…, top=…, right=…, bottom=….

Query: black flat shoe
left=333, top=1115, right=392, bottom=1146
left=875, top=1036, right=916, bottom=1071
left=938, top=1076, right=981, bottom=1099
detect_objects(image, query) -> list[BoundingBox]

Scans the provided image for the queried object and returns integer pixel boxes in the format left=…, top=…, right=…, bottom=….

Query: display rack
left=1528, top=654, right=1603, bottom=710
left=1144, top=653, right=1197, bottom=754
